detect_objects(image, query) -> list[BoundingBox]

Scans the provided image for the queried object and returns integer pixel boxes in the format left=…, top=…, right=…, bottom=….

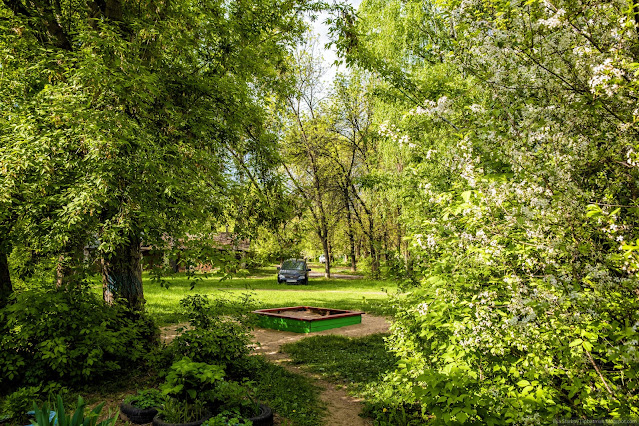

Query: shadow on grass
left=281, top=333, right=398, bottom=393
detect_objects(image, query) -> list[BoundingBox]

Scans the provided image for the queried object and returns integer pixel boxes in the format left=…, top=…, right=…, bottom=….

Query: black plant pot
left=247, top=404, right=273, bottom=426
left=151, top=412, right=212, bottom=426
left=120, top=402, right=159, bottom=424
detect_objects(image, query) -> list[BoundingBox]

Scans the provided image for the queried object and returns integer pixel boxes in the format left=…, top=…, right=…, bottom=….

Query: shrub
left=170, top=325, right=251, bottom=367
left=158, top=358, right=225, bottom=424
left=0, top=286, right=159, bottom=394
left=166, top=294, right=254, bottom=376
left=160, top=358, right=225, bottom=404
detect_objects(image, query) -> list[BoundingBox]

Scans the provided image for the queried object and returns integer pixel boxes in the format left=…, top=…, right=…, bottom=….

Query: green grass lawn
left=141, top=268, right=398, bottom=325
left=282, top=334, right=397, bottom=392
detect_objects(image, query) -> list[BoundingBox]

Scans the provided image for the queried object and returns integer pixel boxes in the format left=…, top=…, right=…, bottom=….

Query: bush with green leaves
left=0, top=286, right=159, bottom=394
left=166, top=294, right=254, bottom=375
left=170, top=325, right=251, bottom=368
left=160, top=358, right=225, bottom=404
left=1, top=386, right=43, bottom=424
left=209, top=380, right=258, bottom=418
left=158, top=358, right=225, bottom=423
left=179, top=293, right=257, bottom=329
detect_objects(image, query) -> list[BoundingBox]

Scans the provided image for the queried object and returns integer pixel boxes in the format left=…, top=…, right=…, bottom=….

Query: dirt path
left=160, top=315, right=390, bottom=425
left=252, top=314, right=390, bottom=426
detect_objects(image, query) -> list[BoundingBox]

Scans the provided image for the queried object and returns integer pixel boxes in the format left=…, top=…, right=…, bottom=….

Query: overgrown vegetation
left=0, top=286, right=159, bottom=395
left=2, top=0, right=638, bottom=422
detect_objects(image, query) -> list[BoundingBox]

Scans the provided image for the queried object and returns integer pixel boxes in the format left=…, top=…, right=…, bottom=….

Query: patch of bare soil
left=252, top=314, right=390, bottom=426
left=160, top=323, right=190, bottom=343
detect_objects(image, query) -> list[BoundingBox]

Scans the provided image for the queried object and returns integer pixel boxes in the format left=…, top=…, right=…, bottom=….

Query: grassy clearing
left=141, top=269, right=398, bottom=325
left=281, top=334, right=398, bottom=394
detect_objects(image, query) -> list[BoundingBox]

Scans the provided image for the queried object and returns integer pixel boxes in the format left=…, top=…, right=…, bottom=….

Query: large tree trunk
left=101, top=235, right=144, bottom=310
left=0, top=250, right=12, bottom=307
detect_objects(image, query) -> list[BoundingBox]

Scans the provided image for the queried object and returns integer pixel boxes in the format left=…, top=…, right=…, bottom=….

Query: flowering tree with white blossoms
left=343, top=0, right=639, bottom=423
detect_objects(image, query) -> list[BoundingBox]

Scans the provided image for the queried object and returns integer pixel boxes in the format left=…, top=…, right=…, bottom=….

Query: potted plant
left=120, top=389, right=165, bottom=424
left=200, top=405, right=273, bottom=426
left=153, top=358, right=225, bottom=426
left=208, top=381, right=273, bottom=426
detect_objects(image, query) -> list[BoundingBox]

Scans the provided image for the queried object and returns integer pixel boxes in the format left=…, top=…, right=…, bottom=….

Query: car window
left=281, top=260, right=305, bottom=270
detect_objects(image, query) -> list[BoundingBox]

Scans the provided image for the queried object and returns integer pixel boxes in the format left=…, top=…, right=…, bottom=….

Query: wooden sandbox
left=253, top=306, right=363, bottom=333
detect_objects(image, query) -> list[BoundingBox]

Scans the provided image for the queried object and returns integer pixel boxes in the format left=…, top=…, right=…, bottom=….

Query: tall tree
left=282, top=43, right=340, bottom=278
left=326, top=72, right=376, bottom=273
left=0, top=0, right=309, bottom=308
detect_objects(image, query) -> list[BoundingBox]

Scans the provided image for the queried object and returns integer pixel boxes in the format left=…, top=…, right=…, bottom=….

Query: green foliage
left=165, top=294, right=254, bottom=377
left=336, top=0, right=639, bottom=422
left=123, top=389, right=165, bottom=410
left=179, top=293, right=257, bottom=329
left=30, top=395, right=116, bottom=426
left=209, top=381, right=258, bottom=420
left=360, top=402, right=423, bottom=426
left=1, top=386, right=44, bottom=425
left=157, top=398, right=208, bottom=425
left=0, top=0, right=313, bottom=308
left=160, top=358, right=225, bottom=404
left=170, top=326, right=252, bottom=370
left=0, top=286, right=159, bottom=394
left=203, top=412, right=253, bottom=426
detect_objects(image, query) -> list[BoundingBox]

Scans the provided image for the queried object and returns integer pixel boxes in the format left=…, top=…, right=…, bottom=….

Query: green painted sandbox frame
left=253, top=306, right=363, bottom=333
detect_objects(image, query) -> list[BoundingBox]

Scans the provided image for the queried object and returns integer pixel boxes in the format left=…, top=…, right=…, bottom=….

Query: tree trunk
left=101, top=235, right=144, bottom=310
left=317, top=225, right=331, bottom=279
left=55, top=241, right=88, bottom=288
left=344, top=192, right=357, bottom=272
left=0, top=250, right=12, bottom=307
left=368, top=221, right=379, bottom=277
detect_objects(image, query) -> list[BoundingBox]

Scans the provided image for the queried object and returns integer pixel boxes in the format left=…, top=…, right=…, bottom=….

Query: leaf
left=457, top=411, right=469, bottom=423
left=569, top=339, right=583, bottom=347
left=517, top=380, right=530, bottom=387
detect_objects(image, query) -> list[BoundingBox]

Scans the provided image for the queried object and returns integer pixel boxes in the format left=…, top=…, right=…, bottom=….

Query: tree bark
left=101, top=235, right=144, bottom=310
left=0, top=250, right=12, bottom=307
left=55, top=240, right=90, bottom=288
left=344, top=191, right=357, bottom=272
left=369, top=221, right=379, bottom=277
